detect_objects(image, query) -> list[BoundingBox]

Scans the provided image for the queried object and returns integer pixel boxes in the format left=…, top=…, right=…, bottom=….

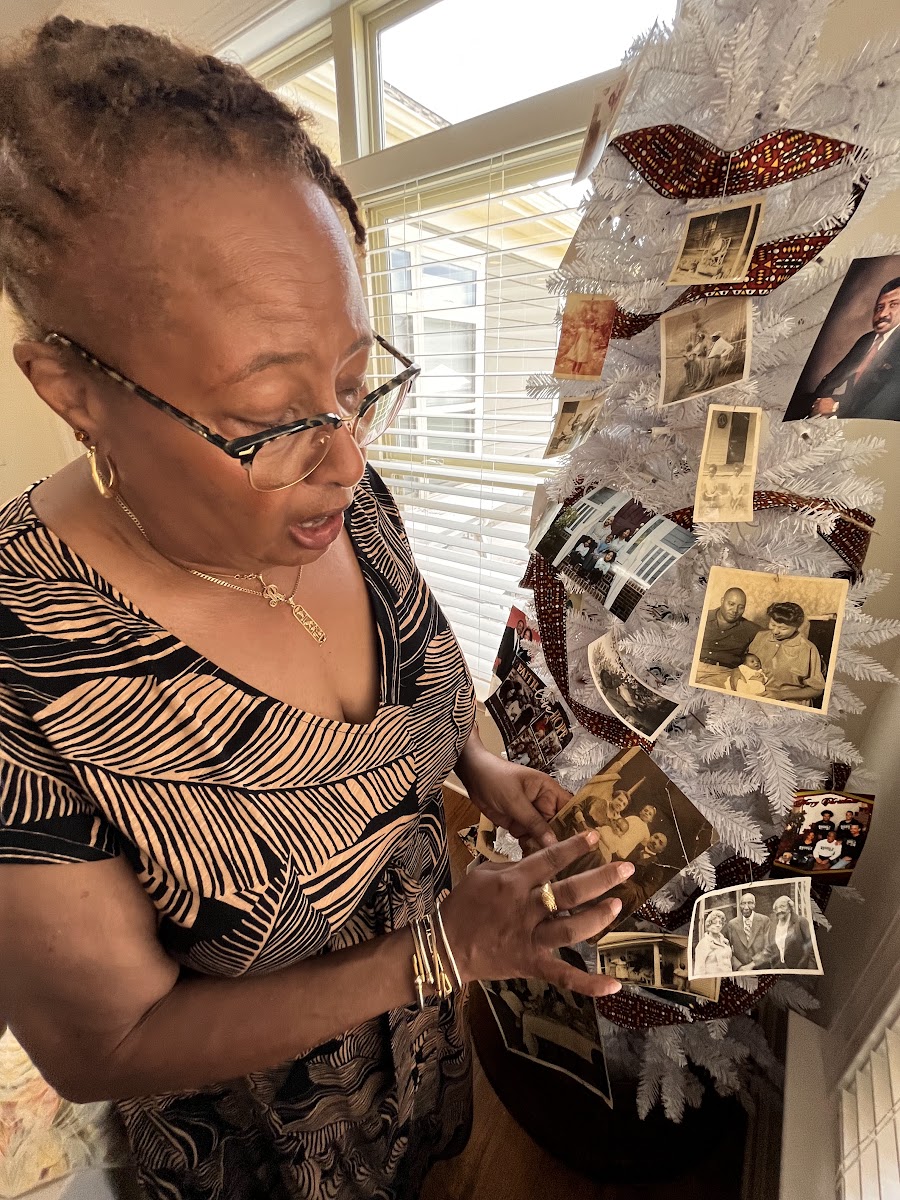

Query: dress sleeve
left=0, top=683, right=121, bottom=865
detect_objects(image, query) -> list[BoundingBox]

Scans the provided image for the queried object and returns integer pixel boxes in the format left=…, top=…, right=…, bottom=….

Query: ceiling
left=0, top=0, right=340, bottom=60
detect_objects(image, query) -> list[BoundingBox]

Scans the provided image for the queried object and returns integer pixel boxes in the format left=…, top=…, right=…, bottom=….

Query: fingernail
left=540, top=832, right=556, bottom=848
left=609, top=980, right=622, bottom=994
left=619, top=862, right=635, bottom=879
left=585, top=830, right=599, bottom=846
left=610, top=898, right=622, bottom=915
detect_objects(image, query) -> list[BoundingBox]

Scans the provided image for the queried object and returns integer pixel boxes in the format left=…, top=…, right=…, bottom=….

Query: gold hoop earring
left=75, top=430, right=118, bottom=499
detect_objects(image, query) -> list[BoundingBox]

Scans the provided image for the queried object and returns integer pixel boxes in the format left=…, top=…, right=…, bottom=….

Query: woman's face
left=707, top=911, right=725, bottom=934
left=23, top=165, right=372, bottom=573
left=768, top=618, right=799, bottom=640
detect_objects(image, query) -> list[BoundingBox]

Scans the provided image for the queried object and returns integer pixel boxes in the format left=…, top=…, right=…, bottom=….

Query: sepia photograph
left=689, top=565, right=848, bottom=714
left=528, top=486, right=697, bottom=623
left=493, top=604, right=541, bottom=681
left=550, top=746, right=717, bottom=931
left=478, top=978, right=612, bottom=1105
left=587, top=632, right=681, bottom=739
left=783, top=255, right=900, bottom=422
left=771, top=789, right=874, bottom=886
left=660, top=295, right=752, bottom=406
left=596, top=933, right=720, bottom=1002
left=689, top=877, right=823, bottom=979
left=544, top=394, right=605, bottom=458
left=667, top=199, right=764, bottom=286
left=571, top=66, right=632, bottom=185
left=693, top=404, right=763, bottom=523
left=553, top=293, right=617, bottom=380
left=485, top=658, right=573, bottom=770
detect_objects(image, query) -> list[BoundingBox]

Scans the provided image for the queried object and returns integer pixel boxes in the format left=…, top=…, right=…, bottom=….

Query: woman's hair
left=0, top=16, right=365, bottom=334
left=704, top=908, right=726, bottom=931
left=767, top=601, right=805, bottom=628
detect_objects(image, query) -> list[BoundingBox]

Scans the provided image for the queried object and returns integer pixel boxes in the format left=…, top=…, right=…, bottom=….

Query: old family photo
left=689, top=565, right=848, bottom=714
left=784, top=254, right=900, bottom=423
left=478, top=978, right=612, bottom=1105
left=550, top=746, right=716, bottom=930
left=544, top=394, right=605, bottom=458
left=772, top=789, right=874, bottom=886
left=689, top=878, right=823, bottom=979
left=693, top=405, right=762, bottom=524
left=485, top=657, right=573, bottom=771
left=528, top=486, right=696, bottom=623
left=492, top=604, right=541, bottom=682
left=596, top=933, right=720, bottom=1004
left=587, top=632, right=680, bottom=740
left=667, top=199, right=764, bottom=287
left=660, top=294, right=751, bottom=406
left=553, top=293, right=616, bottom=380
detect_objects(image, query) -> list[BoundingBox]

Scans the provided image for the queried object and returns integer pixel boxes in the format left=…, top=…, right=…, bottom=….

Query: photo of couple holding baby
left=690, top=566, right=848, bottom=714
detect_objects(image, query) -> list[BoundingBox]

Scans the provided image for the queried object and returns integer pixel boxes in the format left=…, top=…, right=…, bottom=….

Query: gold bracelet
left=435, top=902, right=463, bottom=991
left=423, top=914, right=454, bottom=1001
left=411, top=950, right=427, bottom=1011
left=410, top=919, right=435, bottom=986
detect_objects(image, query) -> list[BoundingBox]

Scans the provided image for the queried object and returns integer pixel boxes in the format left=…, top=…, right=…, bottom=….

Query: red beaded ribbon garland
left=610, top=125, right=860, bottom=200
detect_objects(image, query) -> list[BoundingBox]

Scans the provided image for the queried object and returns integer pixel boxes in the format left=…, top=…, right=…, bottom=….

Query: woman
left=693, top=909, right=734, bottom=976
left=753, top=896, right=817, bottom=971
left=748, top=601, right=826, bottom=707
left=0, top=20, right=630, bottom=1200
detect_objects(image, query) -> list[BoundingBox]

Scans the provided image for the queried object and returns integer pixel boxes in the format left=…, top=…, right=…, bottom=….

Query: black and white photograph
left=527, top=486, right=697, bottom=623
left=550, top=745, right=717, bottom=931
left=667, top=199, right=764, bottom=286
left=587, top=632, right=681, bottom=739
left=688, top=877, right=823, bottom=979
left=771, top=789, right=875, bottom=886
left=689, top=565, right=848, bottom=714
left=492, top=604, right=541, bottom=681
left=660, top=295, right=752, bottom=406
left=783, top=255, right=900, bottom=422
left=693, top=404, right=763, bottom=523
left=596, top=933, right=721, bottom=1002
left=553, top=293, right=617, bottom=381
left=485, top=657, right=573, bottom=770
left=571, top=66, right=631, bottom=185
left=478, top=978, right=612, bottom=1105
left=544, top=394, right=605, bottom=458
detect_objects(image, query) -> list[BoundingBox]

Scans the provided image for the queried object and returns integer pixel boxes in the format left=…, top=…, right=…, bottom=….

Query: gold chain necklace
left=114, top=494, right=326, bottom=644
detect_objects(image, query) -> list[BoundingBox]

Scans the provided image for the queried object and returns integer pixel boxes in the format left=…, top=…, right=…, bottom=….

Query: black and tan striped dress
left=0, top=466, right=477, bottom=1200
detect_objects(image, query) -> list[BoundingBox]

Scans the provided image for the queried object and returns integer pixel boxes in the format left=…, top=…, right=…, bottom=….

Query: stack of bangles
left=409, top=901, right=463, bottom=1010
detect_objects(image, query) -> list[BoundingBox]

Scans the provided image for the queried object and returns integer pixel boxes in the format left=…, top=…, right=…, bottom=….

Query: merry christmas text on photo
left=544, top=394, right=605, bottom=458
left=667, top=198, right=764, bottom=287
left=551, top=746, right=716, bottom=932
left=693, top=405, right=762, bottom=524
left=587, top=632, right=681, bottom=740
left=528, top=487, right=697, bottom=623
left=688, top=877, right=823, bottom=979
left=783, top=255, right=900, bottom=423
left=477, top=979, right=612, bottom=1106
left=660, top=295, right=752, bottom=406
left=553, top=293, right=616, bottom=381
left=771, top=789, right=874, bottom=886
left=689, top=565, right=848, bottom=714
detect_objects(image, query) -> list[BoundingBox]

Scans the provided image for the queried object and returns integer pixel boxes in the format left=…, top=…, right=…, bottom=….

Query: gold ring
left=539, top=881, right=558, bottom=915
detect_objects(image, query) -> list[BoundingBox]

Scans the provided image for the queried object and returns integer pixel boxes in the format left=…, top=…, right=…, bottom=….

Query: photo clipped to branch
left=596, top=933, right=720, bottom=1003
left=660, top=295, right=752, bottom=406
left=485, top=658, right=573, bottom=771
left=550, top=746, right=716, bottom=932
left=689, top=565, right=848, bottom=713
left=587, top=632, right=681, bottom=740
left=688, top=877, right=823, bottom=979
left=544, top=393, right=605, bottom=458
left=782, top=254, right=900, bottom=422
left=693, top=404, right=762, bottom=523
left=478, top=978, right=612, bottom=1106
left=493, top=604, right=541, bottom=682
left=527, top=486, right=697, bottom=623
left=571, top=66, right=632, bottom=185
left=553, top=294, right=616, bottom=380
left=771, top=789, right=874, bottom=886
left=667, top=198, right=764, bottom=286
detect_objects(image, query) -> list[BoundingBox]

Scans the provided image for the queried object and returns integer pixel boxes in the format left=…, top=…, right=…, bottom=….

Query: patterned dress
left=0, top=467, right=477, bottom=1200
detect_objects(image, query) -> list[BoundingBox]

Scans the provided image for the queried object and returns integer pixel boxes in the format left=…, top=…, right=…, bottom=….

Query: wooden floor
left=430, top=787, right=747, bottom=1200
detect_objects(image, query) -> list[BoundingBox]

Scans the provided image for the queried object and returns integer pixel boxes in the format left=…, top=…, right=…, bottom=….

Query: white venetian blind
left=839, top=1007, right=900, bottom=1199
left=362, top=141, right=586, bottom=687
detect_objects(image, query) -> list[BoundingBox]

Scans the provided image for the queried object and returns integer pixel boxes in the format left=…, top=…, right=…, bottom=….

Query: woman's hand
left=440, top=831, right=633, bottom=998
left=455, top=731, right=572, bottom=853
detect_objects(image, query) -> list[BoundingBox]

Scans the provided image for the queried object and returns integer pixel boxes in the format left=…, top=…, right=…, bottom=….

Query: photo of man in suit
left=784, top=257, right=900, bottom=423
left=726, top=891, right=769, bottom=970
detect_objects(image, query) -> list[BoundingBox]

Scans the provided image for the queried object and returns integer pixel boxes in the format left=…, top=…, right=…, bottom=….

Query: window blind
left=362, top=142, right=586, bottom=687
left=839, top=1007, right=900, bottom=1199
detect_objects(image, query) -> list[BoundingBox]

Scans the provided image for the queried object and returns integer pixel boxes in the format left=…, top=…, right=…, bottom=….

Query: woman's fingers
left=547, top=860, right=633, bottom=913
left=514, top=831, right=600, bottom=889
left=534, top=896, right=624, bottom=952
left=540, top=958, right=623, bottom=999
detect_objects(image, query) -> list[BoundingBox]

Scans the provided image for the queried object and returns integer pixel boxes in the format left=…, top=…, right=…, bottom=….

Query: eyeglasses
left=44, top=330, right=420, bottom=491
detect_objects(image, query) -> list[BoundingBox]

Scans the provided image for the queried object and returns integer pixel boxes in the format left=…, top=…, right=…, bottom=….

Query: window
left=275, top=58, right=341, bottom=164
left=839, top=1007, right=900, bottom=1198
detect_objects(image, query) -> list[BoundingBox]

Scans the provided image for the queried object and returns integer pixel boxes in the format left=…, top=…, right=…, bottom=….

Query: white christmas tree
left=522, top=0, right=900, bottom=1116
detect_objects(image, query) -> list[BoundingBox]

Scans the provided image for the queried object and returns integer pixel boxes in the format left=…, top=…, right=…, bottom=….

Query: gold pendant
left=288, top=600, right=327, bottom=644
